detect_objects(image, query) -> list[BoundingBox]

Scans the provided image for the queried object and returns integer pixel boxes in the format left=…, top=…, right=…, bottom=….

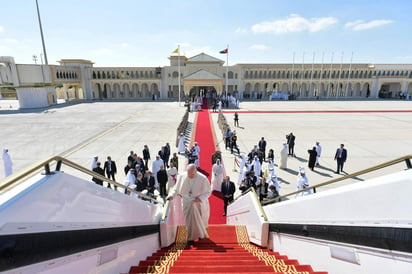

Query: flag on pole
left=172, top=47, right=179, bottom=54
left=219, top=48, right=228, bottom=54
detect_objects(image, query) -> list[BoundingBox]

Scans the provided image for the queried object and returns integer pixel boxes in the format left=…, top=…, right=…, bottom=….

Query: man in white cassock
left=177, top=133, right=186, bottom=154
left=2, top=148, right=13, bottom=177
left=152, top=155, right=164, bottom=188
left=167, top=164, right=211, bottom=245
left=211, top=159, right=224, bottom=192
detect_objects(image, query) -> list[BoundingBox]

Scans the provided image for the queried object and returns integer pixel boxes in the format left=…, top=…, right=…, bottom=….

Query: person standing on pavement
left=142, top=145, right=151, bottom=171
left=334, top=144, right=347, bottom=174
left=91, top=156, right=98, bottom=170
left=286, top=132, right=296, bottom=157
left=307, top=146, right=317, bottom=171
left=279, top=143, right=288, bottom=170
left=315, top=141, right=322, bottom=166
left=104, top=156, right=117, bottom=189
left=234, top=112, right=239, bottom=127
left=258, top=137, right=267, bottom=161
left=92, top=161, right=105, bottom=186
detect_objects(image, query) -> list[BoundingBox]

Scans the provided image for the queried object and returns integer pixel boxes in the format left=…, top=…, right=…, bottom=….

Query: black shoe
left=186, top=240, right=194, bottom=246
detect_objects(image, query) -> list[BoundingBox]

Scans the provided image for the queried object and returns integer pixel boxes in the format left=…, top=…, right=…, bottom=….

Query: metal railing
left=0, top=155, right=163, bottom=204
left=262, top=154, right=412, bottom=205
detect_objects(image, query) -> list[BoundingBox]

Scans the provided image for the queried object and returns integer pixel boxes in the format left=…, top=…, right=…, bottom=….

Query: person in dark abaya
left=307, top=146, right=318, bottom=171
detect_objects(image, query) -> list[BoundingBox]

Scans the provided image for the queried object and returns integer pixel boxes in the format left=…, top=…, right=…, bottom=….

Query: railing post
left=405, top=158, right=412, bottom=169
left=55, top=160, right=62, bottom=171
left=44, top=163, right=51, bottom=175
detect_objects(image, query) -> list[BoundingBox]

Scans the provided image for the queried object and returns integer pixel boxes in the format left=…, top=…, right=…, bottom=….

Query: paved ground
left=1, top=99, right=412, bottom=198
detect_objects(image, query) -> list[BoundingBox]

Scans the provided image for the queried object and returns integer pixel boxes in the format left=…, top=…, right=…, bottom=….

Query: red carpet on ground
left=193, top=98, right=225, bottom=224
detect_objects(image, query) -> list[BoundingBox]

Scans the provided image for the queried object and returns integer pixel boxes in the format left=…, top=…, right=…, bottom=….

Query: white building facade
left=1, top=53, right=412, bottom=102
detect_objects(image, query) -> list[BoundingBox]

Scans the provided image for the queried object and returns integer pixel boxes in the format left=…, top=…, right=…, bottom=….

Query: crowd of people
left=91, top=143, right=180, bottom=201
left=216, top=132, right=349, bottom=204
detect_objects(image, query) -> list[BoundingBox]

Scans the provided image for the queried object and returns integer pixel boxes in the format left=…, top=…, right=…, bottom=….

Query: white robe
left=237, top=154, right=247, bottom=185
left=167, top=166, right=178, bottom=194
left=315, top=144, right=322, bottom=165
left=296, top=174, right=312, bottom=197
left=193, top=145, right=200, bottom=167
left=152, top=159, right=164, bottom=187
left=211, top=163, right=224, bottom=192
left=280, top=144, right=288, bottom=169
left=2, top=149, right=12, bottom=177
left=252, top=158, right=261, bottom=177
left=91, top=158, right=98, bottom=170
left=124, top=170, right=137, bottom=197
left=268, top=176, right=280, bottom=193
left=168, top=171, right=211, bottom=241
left=177, top=135, right=186, bottom=154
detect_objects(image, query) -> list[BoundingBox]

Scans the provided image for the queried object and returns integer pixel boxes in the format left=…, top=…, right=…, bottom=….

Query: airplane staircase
left=128, top=225, right=328, bottom=273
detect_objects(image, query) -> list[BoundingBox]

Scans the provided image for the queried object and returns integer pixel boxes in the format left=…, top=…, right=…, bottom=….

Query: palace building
left=1, top=53, right=412, bottom=107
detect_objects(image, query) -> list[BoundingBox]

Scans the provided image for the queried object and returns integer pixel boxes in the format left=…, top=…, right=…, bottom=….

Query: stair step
left=169, top=265, right=276, bottom=273
left=128, top=225, right=328, bottom=274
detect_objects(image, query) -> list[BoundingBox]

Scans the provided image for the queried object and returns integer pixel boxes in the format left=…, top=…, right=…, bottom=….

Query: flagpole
left=35, top=0, right=48, bottom=65
left=178, top=45, right=181, bottom=106
left=345, top=51, right=353, bottom=99
left=337, top=51, right=344, bottom=98
left=290, top=52, right=295, bottom=95
left=319, top=51, right=324, bottom=98
left=327, top=52, right=334, bottom=99
left=226, top=44, right=229, bottom=98
left=309, top=52, right=315, bottom=97
left=299, top=52, right=305, bottom=97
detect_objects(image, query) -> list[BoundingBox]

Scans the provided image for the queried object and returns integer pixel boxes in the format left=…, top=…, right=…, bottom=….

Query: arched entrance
left=188, top=86, right=217, bottom=99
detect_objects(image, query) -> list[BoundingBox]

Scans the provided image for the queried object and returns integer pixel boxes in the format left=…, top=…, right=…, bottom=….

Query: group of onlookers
left=91, top=144, right=180, bottom=200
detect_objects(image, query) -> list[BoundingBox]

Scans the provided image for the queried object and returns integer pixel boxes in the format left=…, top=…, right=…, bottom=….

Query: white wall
left=16, top=87, right=56, bottom=109
left=16, top=64, right=51, bottom=85
left=264, top=169, right=412, bottom=226
left=0, top=171, right=162, bottom=234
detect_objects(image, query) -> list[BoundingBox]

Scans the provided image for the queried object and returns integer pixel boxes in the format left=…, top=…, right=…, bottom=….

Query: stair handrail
left=231, top=187, right=268, bottom=221
left=249, top=187, right=268, bottom=221
left=0, top=155, right=163, bottom=204
left=161, top=199, right=171, bottom=222
left=262, top=154, right=412, bottom=205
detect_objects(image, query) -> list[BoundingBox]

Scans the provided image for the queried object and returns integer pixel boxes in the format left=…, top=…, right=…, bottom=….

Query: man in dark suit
left=258, top=137, right=267, bottom=161
left=286, top=132, right=296, bottom=156
left=164, top=143, right=171, bottom=168
left=221, top=176, right=236, bottom=216
left=334, top=144, right=347, bottom=174
left=142, top=145, right=151, bottom=170
left=92, top=162, right=105, bottom=186
left=142, top=170, right=156, bottom=196
left=104, top=156, right=117, bottom=189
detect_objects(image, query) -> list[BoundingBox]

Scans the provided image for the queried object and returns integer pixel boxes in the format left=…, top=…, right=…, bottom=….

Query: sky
left=0, top=0, right=411, bottom=67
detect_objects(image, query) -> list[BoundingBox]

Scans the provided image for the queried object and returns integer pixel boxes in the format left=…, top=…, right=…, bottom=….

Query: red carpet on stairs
left=193, top=98, right=225, bottom=224
left=128, top=225, right=328, bottom=274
